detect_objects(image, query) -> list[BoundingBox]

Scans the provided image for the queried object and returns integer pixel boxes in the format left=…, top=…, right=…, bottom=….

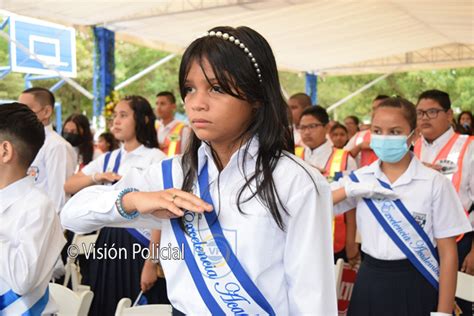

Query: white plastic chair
left=115, top=298, right=172, bottom=316
left=455, top=271, right=474, bottom=302
left=48, top=283, right=93, bottom=316
left=334, top=258, right=344, bottom=298
left=63, top=232, right=100, bottom=291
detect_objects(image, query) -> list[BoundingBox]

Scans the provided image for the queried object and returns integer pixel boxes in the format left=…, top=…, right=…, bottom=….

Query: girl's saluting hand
left=122, top=188, right=213, bottom=219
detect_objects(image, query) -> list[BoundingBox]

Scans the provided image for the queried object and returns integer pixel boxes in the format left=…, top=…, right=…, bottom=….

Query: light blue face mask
left=370, top=131, right=414, bottom=163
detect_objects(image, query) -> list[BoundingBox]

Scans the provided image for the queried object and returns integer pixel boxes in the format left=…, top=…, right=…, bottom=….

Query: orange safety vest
left=156, top=121, right=186, bottom=157
left=354, top=130, right=378, bottom=167
left=414, top=133, right=473, bottom=241
left=318, top=148, right=349, bottom=253
left=295, top=145, right=305, bottom=159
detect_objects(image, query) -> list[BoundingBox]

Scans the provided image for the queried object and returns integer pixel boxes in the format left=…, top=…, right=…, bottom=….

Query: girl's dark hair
left=345, top=115, right=360, bottom=127
left=374, top=97, right=417, bottom=131
left=63, top=114, right=94, bottom=164
left=330, top=123, right=348, bottom=134
left=178, top=26, right=297, bottom=230
left=122, top=95, right=158, bottom=149
left=457, top=111, right=473, bottom=126
left=99, top=132, right=119, bottom=152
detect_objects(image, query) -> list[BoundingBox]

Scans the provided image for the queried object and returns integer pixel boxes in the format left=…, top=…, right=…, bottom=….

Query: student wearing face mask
left=62, top=114, right=100, bottom=171
left=331, top=97, right=471, bottom=316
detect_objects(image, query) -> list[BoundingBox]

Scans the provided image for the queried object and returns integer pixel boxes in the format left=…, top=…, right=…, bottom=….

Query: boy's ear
left=0, top=140, right=14, bottom=164
left=44, top=105, right=53, bottom=119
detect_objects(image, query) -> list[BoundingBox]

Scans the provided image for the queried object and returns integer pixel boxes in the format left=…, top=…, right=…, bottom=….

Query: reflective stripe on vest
left=295, top=146, right=305, bottom=159
left=355, top=130, right=377, bottom=166
left=325, top=148, right=350, bottom=253
left=414, top=133, right=473, bottom=242
left=158, top=122, right=185, bottom=157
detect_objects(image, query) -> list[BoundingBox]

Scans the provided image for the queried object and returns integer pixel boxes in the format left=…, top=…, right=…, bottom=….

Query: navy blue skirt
left=348, top=253, right=437, bottom=316
left=87, top=227, right=170, bottom=315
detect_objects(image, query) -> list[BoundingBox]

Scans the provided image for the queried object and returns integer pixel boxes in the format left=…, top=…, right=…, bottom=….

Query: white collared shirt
left=332, top=157, right=471, bottom=260
left=418, top=127, right=473, bottom=214
left=81, top=145, right=166, bottom=177
left=0, top=177, right=66, bottom=315
left=61, top=139, right=338, bottom=315
left=304, top=140, right=357, bottom=172
left=28, top=124, right=76, bottom=213
left=157, top=119, right=191, bottom=154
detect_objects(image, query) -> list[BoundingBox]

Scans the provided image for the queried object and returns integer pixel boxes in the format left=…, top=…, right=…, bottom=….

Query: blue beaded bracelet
left=115, top=188, right=139, bottom=220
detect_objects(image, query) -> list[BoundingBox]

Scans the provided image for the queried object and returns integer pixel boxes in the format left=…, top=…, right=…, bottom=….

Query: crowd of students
left=1, top=25, right=472, bottom=316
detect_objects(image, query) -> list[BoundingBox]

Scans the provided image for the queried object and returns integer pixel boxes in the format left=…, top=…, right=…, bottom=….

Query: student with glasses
left=296, top=106, right=359, bottom=265
left=414, top=89, right=474, bottom=315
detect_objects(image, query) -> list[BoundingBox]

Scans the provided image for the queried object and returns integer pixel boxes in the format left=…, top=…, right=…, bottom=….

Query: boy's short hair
left=300, top=105, right=329, bottom=125
left=0, top=103, right=45, bottom=167
left=289, top=93, right=312, bottom=108
left=417, top=89, right=451, bottom=111
left=156, top=91, right=176, bottom=104
left=21, top=87, right=55, bottom=108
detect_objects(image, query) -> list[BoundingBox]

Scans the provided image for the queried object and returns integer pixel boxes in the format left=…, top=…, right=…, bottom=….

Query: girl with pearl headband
left=62, top=26, right=340, bottom=315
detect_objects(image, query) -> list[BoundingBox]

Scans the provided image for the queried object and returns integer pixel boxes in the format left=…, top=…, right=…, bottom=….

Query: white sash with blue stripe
left=162, top=159, right=275, bottom=315
left=0, top=280, right=49, bottom=316
left=349, top=172, right=440, bottom=289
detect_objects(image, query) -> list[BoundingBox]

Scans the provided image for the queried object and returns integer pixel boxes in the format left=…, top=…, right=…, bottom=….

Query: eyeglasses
left=297, top=123, right=324, bottom=132
left=416, top=108, right=446, bottom=119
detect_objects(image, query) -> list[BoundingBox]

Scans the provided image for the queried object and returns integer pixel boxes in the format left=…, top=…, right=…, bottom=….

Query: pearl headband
left=206, top=30, right=262, bottom=83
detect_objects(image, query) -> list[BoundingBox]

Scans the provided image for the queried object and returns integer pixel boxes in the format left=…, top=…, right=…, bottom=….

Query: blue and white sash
left=349, top=172, right=440, bottom=289
left=162, top=159, right=275, bottom=315
left=103, top=150, right=150, bottom=247
left=0, top=281, right=49, bottom=316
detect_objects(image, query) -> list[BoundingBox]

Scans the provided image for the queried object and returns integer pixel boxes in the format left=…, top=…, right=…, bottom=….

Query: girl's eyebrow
left=372, top=125, right=404, bottom=129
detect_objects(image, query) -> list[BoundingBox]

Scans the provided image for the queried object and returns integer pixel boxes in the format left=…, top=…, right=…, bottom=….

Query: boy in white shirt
left=18, top=87, right=76, bottom=213
left=0, top=103, right=66, bottom=315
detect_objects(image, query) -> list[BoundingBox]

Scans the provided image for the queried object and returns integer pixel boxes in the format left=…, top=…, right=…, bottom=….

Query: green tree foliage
left=0, top=24, right=472, bottom=125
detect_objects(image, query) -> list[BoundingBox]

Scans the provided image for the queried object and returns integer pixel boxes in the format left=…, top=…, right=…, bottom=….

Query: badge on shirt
left=168, top=133, right=181, bottom=142
left=27, top=166, right=40, bottom=181
left=412, top=212, right=427, bottom=228
left=436, top=159, right=458, bottom=175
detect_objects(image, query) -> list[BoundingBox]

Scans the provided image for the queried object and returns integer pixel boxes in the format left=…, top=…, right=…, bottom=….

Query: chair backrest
left=455, top=271, right=474, bottom=302
left=49, top=283, right=93, bottom=316
left=334, top=258, right=344, bottom=298
left=63, top=232, right=100, bottom=290
left=115, top=298, right=172, bottom=316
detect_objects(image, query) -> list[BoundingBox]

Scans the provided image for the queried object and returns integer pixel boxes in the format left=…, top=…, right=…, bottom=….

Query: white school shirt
left=61, top=138, right=338, bottom=315
left=303, top=140, right=358, bottom=172
left=81, top=145, right=167, bottom=177
left=157, top=119, right=191, bottom=154
left=332, top=156, right=472, bottom=260
left=0, top=177, right=66, bottom=315
left=28, top=124, right=76, bottom=213
left=418, top=127, right=473, bottom=218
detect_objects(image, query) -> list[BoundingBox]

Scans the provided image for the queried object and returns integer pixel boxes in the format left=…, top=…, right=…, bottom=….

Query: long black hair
left=63, top=114, right=94, bottom=164
left=122, top=95, right=159, bottom=149
left=178, top=26, right=298, bottom=230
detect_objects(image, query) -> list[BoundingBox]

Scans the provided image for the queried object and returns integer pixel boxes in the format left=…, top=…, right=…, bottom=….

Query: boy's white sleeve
left=284, top=178, right=338, bottom=315
left=432, top=173, right=472, bottom=239
left=0, top=198, right=65, bottom=295
left=331, top=175, right=358, bottom=215
left=45, top=143, right=73, bottom=212
left=61, top=164, right=164, bottom=234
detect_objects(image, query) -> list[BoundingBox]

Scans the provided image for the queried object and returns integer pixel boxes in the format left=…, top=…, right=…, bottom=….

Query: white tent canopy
left=1, top=0, right=473, bottom=75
